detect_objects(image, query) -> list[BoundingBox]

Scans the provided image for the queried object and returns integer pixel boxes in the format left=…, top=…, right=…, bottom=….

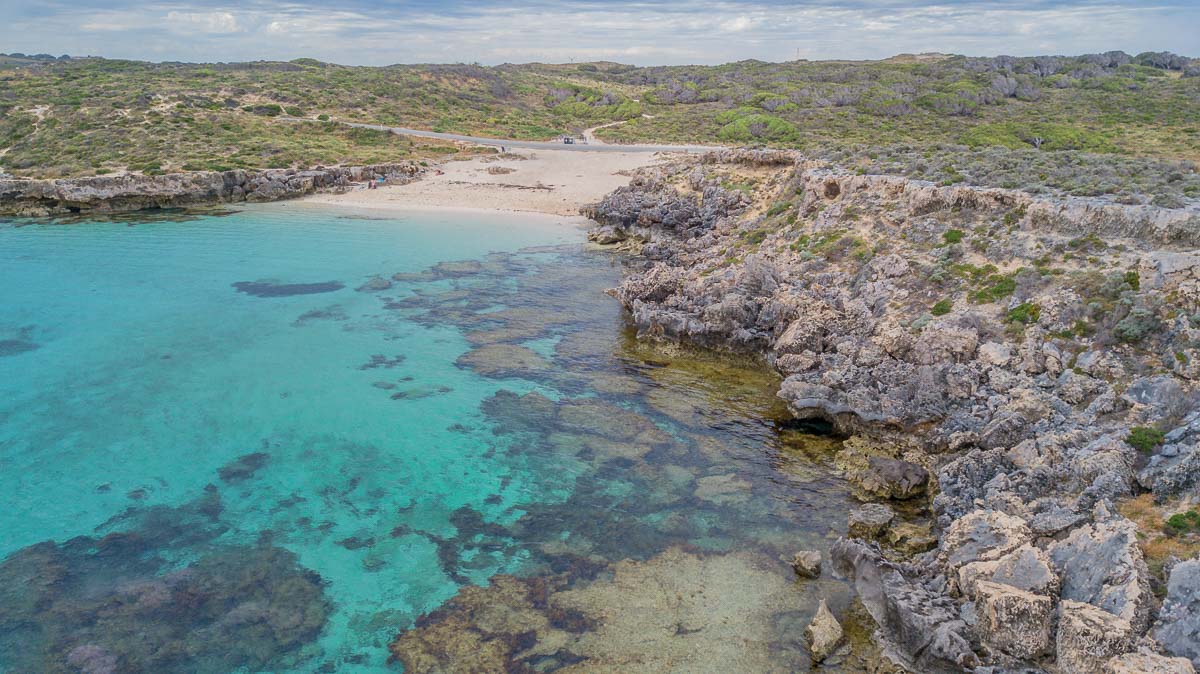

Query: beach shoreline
left=299, top=147, right=676, bottom=217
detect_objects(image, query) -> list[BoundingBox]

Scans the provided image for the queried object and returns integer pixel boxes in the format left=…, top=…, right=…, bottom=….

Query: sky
left=0, top=0, right=1197, bottom=66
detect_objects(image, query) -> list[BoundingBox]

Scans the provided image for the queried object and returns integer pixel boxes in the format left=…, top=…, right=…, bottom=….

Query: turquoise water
left=0, top=204, right=852, bottom=673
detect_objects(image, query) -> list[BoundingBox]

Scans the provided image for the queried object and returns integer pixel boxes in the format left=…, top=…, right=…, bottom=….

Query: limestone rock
left=1057, top=600, right=1135, bottom=674
left=1048, top=515, right=1154, bottom=632
left=886, top=521, right=938, bottom=555
left=978, top=342, right=1013, bottom=368
left=1105, top=651, right=1197, bottom=674
left=1156, top=559, right=1200, bottom=668
left=856, top=456, right=930, bottom=500
left=831, top=538, right=978, bottom=672
left=974, top=580, right=1053, bottom=660
left=939, top=510, right=1032, bottom=576
left=805, top=599, right=844, bottom=663
left=0, top=163, right=420, bottom=216
left=848, top=503, right=895, bottom=539
left=790, top=550, right=822, bottom=579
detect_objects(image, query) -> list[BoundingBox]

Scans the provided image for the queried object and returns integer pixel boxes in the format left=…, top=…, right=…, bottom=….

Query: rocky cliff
left=587, top=149, right=1200, bottom=673
left=0, top=163, right=422, bottom=216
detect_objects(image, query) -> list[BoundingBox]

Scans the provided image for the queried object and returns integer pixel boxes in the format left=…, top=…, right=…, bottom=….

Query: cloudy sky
left=2, top=0, right=1197, bottom=66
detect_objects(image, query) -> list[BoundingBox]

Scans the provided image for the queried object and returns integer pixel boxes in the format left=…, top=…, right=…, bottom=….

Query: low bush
left=1127, top=426, right=1166, bottom=452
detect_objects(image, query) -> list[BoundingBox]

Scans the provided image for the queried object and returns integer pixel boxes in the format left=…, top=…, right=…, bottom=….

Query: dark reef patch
left=233, top=280, right=345, bottom=297
left=0, top=339, right=38, bottom=357
left=292, top=305, right=350, bottom=326
left=358, top=354, right=406, bottom=370
left=217, top=451, right=271, bottom=483
left=0, top=496, right=330, bottom=674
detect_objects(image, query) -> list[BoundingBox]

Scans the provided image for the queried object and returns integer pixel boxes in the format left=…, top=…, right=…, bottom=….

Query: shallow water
left=0, top=204, right=853, bottom=673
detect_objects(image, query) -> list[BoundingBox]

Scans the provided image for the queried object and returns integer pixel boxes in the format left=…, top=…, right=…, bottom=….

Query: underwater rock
left=291, top=305, right=349, bottom=326
left=0, top=525, right=329, bottom=673
left=356, top=276, right=393, bottom=292
left=694, top=473, right=753, bottom=505
left=232, top=280, right=345, bottom=297
left=432, top=260, right=485, bottom=277
left=391, top=548, right=806, bottom=673
left=358, top=354, right=406, bottom=370
left=456, top=343, right=551, bottom=379
left=805, top=599, right=844, bottom=663
left=389, top=385, right=453, bottom=400
left=217, top=451, right=270, bottom=483
left=0, top=339, right=38, bottom=357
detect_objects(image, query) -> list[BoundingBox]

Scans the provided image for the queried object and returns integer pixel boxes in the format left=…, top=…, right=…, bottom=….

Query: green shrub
left=969, top=274, right=1017, bottom=304
left=1165, top=510, right=1200, bottom=536
left=765, top=201, right=791, bottom=217
left=1114, top=307, right=1162, bottom=343
left=961, top=122, right=1117, bottom=153
left=1127, top=426, right=1166, bottom=452
left=943, top=229, right=964, bottom=244
left=715, top=112, right=799, bottom=144
left=1005, top=302, right=1041, bottom=324
left=1124, top=270, right=1141, bottom=291
left=931, top=299, right=953, bottom=316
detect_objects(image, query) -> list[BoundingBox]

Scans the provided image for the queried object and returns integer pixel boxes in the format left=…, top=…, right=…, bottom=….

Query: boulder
left=1156, top=559, right=1200, bottom=667
left=848, top=503, right=895, bottom=539
left=1057, top=600, right=1135, bottom=674
left=958, top=543, right=1059, bottom=599
left=978, top=342, right=1013, bottom=368
left=974, top=580, right=1053, bottom=660
left=856, top=456, right=930, bottom=500
left=790, top=550, right=822, bottom=579
left=805, top=599, right=844, bottom=663
left=939, top=510, right=1032, bottom=576
left=831, top=538, right=977, bottom=672
left=1048, top=514, right=1154, bottom=632
left=886, top=521, right=938, bottom=555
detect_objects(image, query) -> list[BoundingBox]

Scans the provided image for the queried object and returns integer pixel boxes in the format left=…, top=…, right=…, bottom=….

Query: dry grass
left=1118, top=494, right=1200, bottom=583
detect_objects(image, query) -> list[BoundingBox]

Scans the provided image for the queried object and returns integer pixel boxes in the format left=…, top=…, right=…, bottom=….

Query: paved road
left=285, top=117, right=720, bottom=154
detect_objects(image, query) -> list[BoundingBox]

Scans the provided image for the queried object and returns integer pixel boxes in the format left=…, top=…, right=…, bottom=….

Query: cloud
left=3, top=0, right=1198, bottom=65
left=164, top=10, right=243, bottom=34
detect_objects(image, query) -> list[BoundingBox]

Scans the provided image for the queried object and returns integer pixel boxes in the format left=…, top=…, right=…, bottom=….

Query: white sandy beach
left=301, top=147, right=672, bottom=216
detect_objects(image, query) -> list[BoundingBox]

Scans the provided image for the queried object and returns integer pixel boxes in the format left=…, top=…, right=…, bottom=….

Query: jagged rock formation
left=586, top=149, right=1200, bottom=672
left=0, top=163, right=422, bottom=216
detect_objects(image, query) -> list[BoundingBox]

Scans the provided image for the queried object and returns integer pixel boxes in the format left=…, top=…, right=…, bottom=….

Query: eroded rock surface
left=588, top=150, right=1200, bottom=672
left=0, top=163, right=421, bottom=215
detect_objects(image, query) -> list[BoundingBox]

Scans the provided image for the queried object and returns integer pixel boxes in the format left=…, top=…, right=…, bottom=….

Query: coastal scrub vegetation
left=0, top=51, right=1197, bottom=206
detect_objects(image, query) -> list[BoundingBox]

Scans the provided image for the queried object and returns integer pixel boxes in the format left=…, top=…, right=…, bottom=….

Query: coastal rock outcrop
left=588, top=149, right=1200, bottom=672
left=0, top=163, right=422, bottom=216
